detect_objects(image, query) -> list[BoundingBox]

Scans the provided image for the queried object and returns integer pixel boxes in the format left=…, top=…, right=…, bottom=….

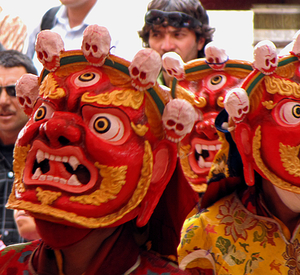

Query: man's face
left=148, top=26, right=204, bottom=62
left=0, top=66, right=28, bottom=144
left=59, top=0, right=96, bottom=8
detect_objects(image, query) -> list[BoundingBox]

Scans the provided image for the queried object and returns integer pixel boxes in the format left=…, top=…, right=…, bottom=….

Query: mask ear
left=136, top=140, right=177, bottom=227
left=235, top=122, right=255, bottom=186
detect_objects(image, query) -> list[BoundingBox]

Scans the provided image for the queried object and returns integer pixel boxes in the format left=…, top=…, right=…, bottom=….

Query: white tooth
left=36, top=150, right=44, bottom=163
left=39, top=175, right=46, bottom=181
left=195, top=144, right=202, bottom=154
left=62, top=156, right=68, bottom=163
left=198, top=156, right=205, bottom=168
left=202, top=145, right=208, bottom=150
left=216, top=144, right=222, bottom=150
left=49, top=155, right=55, bottom=161
left=32, top=168, right=42, bottom=179
left=54, top=177, right=60, bottom=182
left=60, top=178, right=67, bottom=184
left=46, top=175, right=54, bottom=181
left=69, top=156, right=79, bottom=171
left=67, top=174, right=81, bottom=186
left=55, top=156, right=62, bottom=162
left=208, top=145, right=215, bottom=151
left=205, top=161, right=212, bottom=168
left=45, top=152, right=50, bottom=159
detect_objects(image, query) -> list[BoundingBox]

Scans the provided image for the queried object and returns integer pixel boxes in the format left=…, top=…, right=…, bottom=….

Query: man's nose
left=0, top=89, right=11, bottom=105
left=161, top=35, right=176, bottom=52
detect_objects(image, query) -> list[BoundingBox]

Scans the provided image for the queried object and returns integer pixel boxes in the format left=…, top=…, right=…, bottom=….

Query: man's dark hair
left=0, top=50, right=38, bottom=75
left=138, top=0, right=214, bottom=58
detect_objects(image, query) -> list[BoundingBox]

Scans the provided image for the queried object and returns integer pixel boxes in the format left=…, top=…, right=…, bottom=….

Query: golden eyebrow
left=81, top=89, right=144, bottom=110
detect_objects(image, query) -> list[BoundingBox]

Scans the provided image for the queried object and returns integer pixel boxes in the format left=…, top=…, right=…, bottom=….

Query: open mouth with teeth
left=190, top=138, right=222, bottom=173
left=23, top=140, right=98, bottom=193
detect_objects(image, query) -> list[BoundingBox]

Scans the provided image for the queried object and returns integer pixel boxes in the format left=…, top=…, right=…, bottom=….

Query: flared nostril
left=40, top=117, right=82, bottom=147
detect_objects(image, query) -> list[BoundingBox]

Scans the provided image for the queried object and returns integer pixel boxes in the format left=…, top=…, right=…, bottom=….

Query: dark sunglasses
left=0, top=85, right=16, bottom=97
left=145, top=9, right=202, bottom=29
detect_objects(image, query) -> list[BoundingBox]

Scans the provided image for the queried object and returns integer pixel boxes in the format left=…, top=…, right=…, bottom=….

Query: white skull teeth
left=195, top=144, right=222, bottom=168
left=32, top=149, right=83, bottom=186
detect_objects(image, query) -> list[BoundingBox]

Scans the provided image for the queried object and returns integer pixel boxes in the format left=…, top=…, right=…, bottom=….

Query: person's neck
left=262, top=178, right=300, bottom=234
left=162, top=70, right=172, bottom=87
left=61, top=226, right=117, bottom=275
left=66, top=0, right=97, bottom=28
left=0, top=131, right=17, bottom=146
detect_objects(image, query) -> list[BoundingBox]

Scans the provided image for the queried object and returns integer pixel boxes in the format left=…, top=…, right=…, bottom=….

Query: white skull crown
left=224, top=88, right=249, bottom=123
left=253, top=40, right=278, bottom=75
left=16, top=74, right=40, bottom=115
left=81, top=24, right=112, bottom=66
left=162, top=98, right=197, bottom=143
left=129, top=48, right=162, bottom=91
left=205, top=41, right=229, bottom=70
left=162, top=52, right=185, bottom=80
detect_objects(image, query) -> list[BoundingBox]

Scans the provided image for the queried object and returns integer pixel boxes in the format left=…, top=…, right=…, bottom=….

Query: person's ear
left=136, top=140, right=177, bottom=227
left=197, top=37, right=205, bottom=52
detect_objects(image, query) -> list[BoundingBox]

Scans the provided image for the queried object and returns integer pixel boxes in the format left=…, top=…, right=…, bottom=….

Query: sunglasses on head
left=0, top=85, right=16, bottom=97
left=145, top=9, right=202, bottom=29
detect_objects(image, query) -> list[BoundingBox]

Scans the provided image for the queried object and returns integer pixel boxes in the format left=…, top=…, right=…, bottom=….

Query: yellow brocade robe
left=178, top=192, right=300, bottom=274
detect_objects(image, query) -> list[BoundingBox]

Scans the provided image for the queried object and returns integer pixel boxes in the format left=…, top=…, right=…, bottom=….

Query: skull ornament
left=81, top=25, right=111, bottom=66
left=224, top=88, right=249, bottom=123
left=162, top=52, right=185, bottom=80
left=253, top=40, right=278, bottom=75
left=129, top=48, right=162, bottom=91
left=205, top=42, right=229, bottom=71
left=16, top=74, right=40, bottom=116
left=35, top=30, right=64, bottom=71
left=290, top=30, right=300, bottom=58
left=162, top=99, right=197, bottom=142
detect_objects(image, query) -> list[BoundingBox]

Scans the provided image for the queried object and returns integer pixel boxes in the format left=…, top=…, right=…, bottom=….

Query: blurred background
left=1, top=0, right=299, bottom=61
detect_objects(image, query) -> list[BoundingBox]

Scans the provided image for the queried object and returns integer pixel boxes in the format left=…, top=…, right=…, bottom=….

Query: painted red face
left=10, top=57, right=177, bottom=229
left=177, top=69, right=249, bottom=192
left=235, top=62, right=300, bottom=191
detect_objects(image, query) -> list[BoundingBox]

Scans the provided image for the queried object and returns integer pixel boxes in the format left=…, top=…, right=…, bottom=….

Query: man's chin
left=35, top=218, right=93, bottom=249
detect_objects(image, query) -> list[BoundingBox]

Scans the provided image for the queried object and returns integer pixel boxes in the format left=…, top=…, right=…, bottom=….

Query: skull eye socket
left=74, top=71, right=101, bottom=87
left=33, top=103, right=55, bottom=122
left=131, top=67, right=139, bottom=76
left=89, top=113, right=125, bottom=142
left=140, top=71, right=147, bottom=80
left=176, top=124, right=184, bottom=131
left=167, top=120, right=176, bottom=127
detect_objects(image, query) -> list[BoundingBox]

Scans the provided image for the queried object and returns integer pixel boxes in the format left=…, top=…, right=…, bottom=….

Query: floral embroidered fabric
left=178, top=192, right=300, bottom=274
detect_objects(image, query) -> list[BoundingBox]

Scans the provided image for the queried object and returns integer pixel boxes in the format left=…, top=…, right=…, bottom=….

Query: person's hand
left=0, top=7, right=27, bottom=51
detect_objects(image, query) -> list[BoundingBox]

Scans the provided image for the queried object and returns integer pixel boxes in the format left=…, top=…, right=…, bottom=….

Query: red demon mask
left=8, top=26, right=178, bottom=238
left=161, top=45, right=253, bottom=193
left=225, top=39, right=300, bottom=193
